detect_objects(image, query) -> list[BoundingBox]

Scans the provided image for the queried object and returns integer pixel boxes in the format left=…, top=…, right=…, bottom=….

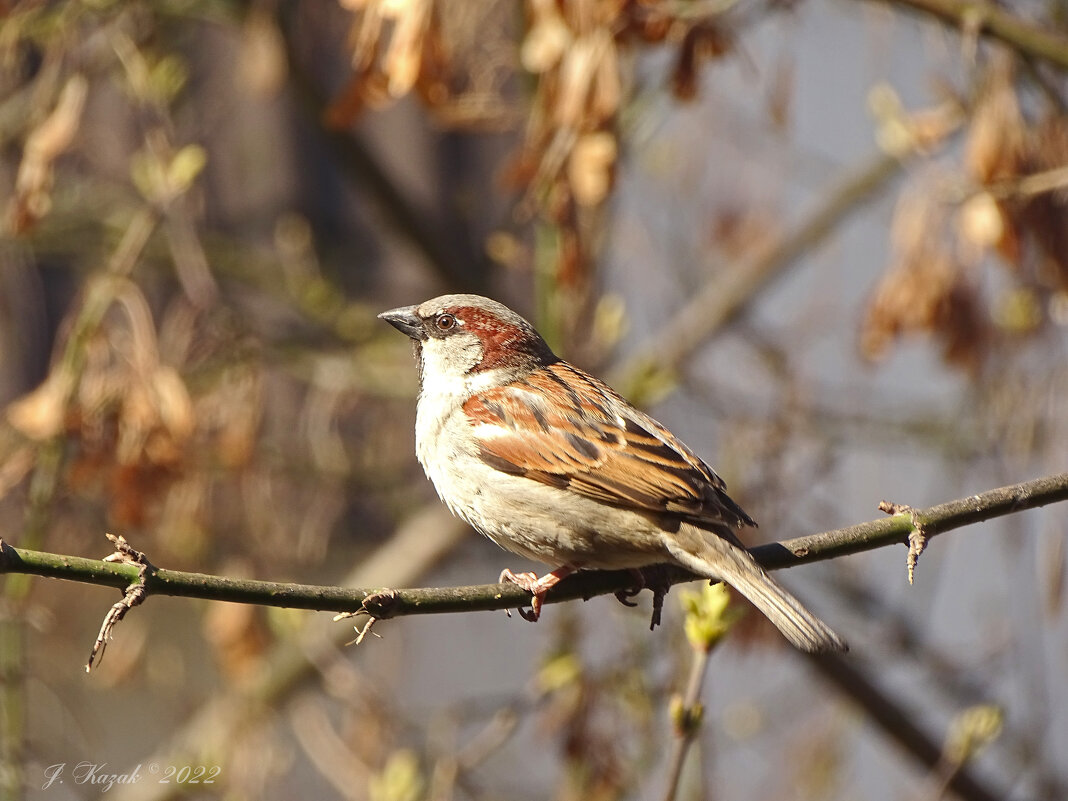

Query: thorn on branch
left=86, top=533, right=152, bottom=673
left=879, top=500, right=928, bottom=585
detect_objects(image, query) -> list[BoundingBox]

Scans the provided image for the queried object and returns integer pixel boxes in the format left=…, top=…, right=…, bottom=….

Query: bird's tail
left=665, top=533, right=847, bottom=653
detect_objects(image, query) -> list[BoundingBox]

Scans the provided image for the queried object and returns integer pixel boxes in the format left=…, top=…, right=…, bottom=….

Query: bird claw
left=613, top=568, right=646, bottom=608
left=643, top=566, right=672, bottom=630
left=614, top=587, right=641, bottom=607
left=609, top=566, right=671, bottom=629
left=649, top=584, right=667, bottom=630
left=498, top=566, right=573, bottom=622
left=499, top=568, right=545, bottom=622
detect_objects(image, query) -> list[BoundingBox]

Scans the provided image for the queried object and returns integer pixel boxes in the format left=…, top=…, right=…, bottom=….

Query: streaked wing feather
left=464, top=362, right=754, bottom=529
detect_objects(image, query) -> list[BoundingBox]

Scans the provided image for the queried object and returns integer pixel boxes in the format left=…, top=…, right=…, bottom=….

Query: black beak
left=378, top=305, right=426, bottom=341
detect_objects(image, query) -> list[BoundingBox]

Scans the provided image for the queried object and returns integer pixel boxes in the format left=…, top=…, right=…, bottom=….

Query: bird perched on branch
left=380, top=294, right=846, bottom=653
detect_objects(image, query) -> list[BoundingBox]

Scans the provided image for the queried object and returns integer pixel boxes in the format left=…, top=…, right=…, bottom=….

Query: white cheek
left=419, top=335, right=480, bottom=398
left=419, top=353, right=465, bottom=399
left=417, top=334, right=510, bottom=400
left=414, top=333, right=494, bottom=479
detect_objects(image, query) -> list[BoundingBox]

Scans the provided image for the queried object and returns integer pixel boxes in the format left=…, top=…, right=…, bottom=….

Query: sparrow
left=379, top=294, right=846, bottom=653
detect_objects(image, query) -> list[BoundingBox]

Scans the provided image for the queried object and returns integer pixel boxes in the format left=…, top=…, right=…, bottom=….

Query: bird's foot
left=609, top=566, right=670, bottom=629
left=643, top=565, right=673, bottom=630
left=499, top=566, right=574, bottom=622
left=614, top=569, right=646, bottom=607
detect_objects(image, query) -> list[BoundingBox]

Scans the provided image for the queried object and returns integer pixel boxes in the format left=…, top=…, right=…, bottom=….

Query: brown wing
left=463, top=361, right=755, bottom=531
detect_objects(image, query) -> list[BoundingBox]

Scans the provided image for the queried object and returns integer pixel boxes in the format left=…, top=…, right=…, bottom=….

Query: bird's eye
left=435, top=313, right=457, bottom=331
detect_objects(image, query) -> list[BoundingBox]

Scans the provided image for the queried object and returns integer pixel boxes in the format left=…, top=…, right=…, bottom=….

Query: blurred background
left=1, top=1, right=1066, bottom=800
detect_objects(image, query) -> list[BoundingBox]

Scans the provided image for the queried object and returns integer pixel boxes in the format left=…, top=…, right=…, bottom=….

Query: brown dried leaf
left=671, top=23, right=731, bottom=102
left=108, top=462, right=174, bottom=527
left=239, top=12, right=288, bottom=97
left=861, top=252, right=947, bottom=362
left=863, top=182, right=989, bottom=369
left=555, top=32, right=604, bottom=128
left=591, top=35, right=620, bottom=122
left=909, top=101, right=964, bottom=153
left=568, top=131, right=617, bottom=206
left=206, top=369, right=263, bottom=469
left=956, top=191, right=1004, bottom=263
left=6, top=370, right=74, bottom=441
left=154, top=367, right=195, bottom=439
left=861, top=252, right=988, bottom=371
left=383, top=0, right=432, bottom=97
left=672, top=28, right=698, bottom=101
left=1019, top=116, right=1068, bottom=289
left=349, top=2, right=385, bottom=72
left=937, top=275, right=988, bottom=372
left=889, top=182, right=945, bottom=259
left=118, top=383, right=158, bottom=466
left=633, top=10, right=673, bottom=43
left=965, top=62, right=1026, bottom=185
left=522, top=6, right=572, bottom=73
left=9, top=75, right=89, bottom=233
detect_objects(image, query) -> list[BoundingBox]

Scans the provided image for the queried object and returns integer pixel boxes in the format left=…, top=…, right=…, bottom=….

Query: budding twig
left=878, top=501, right=928, bottom=585
left=85, top=533, right=152, bottom=672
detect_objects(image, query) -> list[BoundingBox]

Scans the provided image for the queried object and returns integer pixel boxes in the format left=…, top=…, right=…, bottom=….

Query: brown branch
left=613, top=149, right=905, bottom=404
left=809, top=652, right=1004, bottom=801
left=859, top=0, right=1068, bottom=71
left=2, top=473, right=1066, bottom=623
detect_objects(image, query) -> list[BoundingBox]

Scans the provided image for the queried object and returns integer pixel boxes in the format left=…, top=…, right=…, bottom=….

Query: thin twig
left=990, top=164, right=1068, bottom=200
left=879, top=501, right=927, bottom=584
left=2, top=473, right=1067, bottom=620
left=85, top=534, right=152, bottom=672
left=859, top=0, right=1068, bottom=71
left=809, top=653, right=1005, bottom=801
left=614, top=149, right=905, bottom=403
left=661, top=646, right=713, bottom=801
left=106, top=505, right=467, bottom=801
